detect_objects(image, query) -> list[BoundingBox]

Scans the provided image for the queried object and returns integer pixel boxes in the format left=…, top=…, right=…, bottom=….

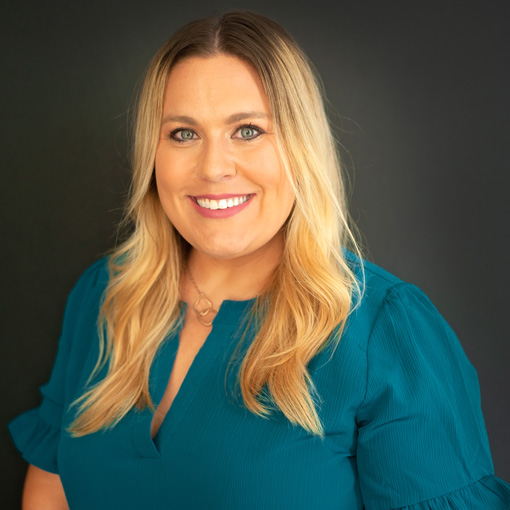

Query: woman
left=9, top=10, right=510, bottom=510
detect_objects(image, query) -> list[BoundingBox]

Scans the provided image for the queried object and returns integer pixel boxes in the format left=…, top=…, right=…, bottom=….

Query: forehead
left=162, top=54, right=271, bottom=117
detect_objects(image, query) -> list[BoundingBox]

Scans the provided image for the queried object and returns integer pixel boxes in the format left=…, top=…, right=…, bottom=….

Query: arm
left=9, top=260, right=109, bottom=507
left=357, top=283, right=510, bottom=509
left=22, top=464, right=68, bottom=510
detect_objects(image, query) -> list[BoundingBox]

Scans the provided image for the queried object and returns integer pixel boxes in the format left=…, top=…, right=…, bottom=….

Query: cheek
left=246, top=143, right=286, bottom=185
left=252, top=149, right=294, bottom=218
left=155, top=151, right=182, bottom=196
left=260, top=152, right=294, bottom=202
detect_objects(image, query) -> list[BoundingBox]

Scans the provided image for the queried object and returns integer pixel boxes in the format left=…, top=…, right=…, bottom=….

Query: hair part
left=69, top=10, right=364, bottom=437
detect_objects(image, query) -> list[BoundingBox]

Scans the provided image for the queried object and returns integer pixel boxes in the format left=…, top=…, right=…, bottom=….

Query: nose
left=196, top=139, right=236, bottom=182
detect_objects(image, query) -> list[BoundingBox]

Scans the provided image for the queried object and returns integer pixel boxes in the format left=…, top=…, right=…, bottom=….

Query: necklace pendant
left=193, top=292, right=217, bottom=326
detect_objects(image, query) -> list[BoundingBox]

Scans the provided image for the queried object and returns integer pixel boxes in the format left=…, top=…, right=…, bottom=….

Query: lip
left=189, top=193, right=254, bottom=219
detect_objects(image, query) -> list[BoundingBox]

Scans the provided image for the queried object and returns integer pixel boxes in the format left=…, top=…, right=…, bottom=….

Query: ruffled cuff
left=8, top=406, right=61, bottom=474
left=397, top=475, right=510, bottom=510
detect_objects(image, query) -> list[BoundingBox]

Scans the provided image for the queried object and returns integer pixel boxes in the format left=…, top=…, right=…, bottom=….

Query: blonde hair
left=69, top=10, right=363, bottom=437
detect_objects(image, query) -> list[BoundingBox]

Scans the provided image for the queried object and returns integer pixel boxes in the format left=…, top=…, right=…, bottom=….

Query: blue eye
left=180, top=129, right=194, bottom=140
left=241, top=127, right=256, bottom=138
left=171, top=128, right=196, bottom=142
left=235, top=124, right=263, bottom=140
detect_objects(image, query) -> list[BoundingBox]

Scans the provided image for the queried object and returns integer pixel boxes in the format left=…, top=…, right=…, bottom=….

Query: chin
left=184, top=230, right=282, bottom=262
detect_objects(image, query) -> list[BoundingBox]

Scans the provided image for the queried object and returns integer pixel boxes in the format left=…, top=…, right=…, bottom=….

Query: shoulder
left=59, top=257, right=111, bottom=354
left=341, top=250, right=412, bottom=341
left=339, top=250, right=469, bottom=380
left=344, top=248, right=404, bottom=295
left=316, top=250, right=437, bottom=394
left=70, top=257, right=110, bottom=295
left=340, top=251, right=478, bottom=413
left=342, top=248, right=445, bottom=325
left=64, top=257, right=110, bottom=311
left=312, top=251, right=461, bottom=444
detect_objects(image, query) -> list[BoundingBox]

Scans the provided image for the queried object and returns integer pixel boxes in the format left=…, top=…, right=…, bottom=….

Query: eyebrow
left=161, top=111, right=269, bottom=125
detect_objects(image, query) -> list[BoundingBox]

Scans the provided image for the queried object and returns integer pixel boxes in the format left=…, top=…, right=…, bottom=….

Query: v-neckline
left=132, top=298, right=255, bottom=458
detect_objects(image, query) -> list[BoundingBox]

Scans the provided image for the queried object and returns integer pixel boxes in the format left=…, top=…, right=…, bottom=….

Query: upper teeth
left=195, top=195, right=250, bottom=210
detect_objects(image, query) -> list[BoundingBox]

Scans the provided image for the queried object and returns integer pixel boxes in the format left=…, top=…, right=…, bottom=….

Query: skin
left=22, top=464, right=68, bottom=509
left=23, top=53, right=295, bottom=504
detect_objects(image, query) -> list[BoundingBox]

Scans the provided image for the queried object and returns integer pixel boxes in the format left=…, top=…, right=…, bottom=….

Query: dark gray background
left=1, top=0, right=508, bottom=505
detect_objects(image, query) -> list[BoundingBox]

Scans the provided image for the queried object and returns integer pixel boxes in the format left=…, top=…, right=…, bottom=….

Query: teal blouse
left=9, top=255, right=510, bottom=509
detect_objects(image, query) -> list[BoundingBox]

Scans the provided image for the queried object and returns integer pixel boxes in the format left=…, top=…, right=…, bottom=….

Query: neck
left=182, top=233, right=283, bottom=306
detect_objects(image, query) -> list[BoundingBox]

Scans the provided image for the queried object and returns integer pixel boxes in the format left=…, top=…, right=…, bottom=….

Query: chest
left=58, top=303, right=367, bottom=509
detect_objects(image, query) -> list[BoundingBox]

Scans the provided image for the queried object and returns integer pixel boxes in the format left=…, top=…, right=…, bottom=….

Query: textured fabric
left=9, top=254, right=510, bottom=509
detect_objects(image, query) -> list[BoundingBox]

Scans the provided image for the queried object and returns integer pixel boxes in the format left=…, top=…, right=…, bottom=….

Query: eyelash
left=169, top=123, right=265, bottom=143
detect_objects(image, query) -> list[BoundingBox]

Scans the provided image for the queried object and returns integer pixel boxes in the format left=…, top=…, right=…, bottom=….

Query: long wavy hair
left=69, top=10, right=363, bottom=437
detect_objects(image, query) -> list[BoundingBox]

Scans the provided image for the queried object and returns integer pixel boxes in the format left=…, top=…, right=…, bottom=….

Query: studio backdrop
left=1, top=1, right=508, bottom=507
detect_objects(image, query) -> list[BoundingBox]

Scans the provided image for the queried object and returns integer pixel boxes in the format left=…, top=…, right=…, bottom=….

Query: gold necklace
left=187, top=269, right=218, bottom=326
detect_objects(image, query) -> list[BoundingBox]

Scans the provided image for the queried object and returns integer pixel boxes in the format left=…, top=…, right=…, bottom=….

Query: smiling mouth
left=193, top=194, right=253, bottom=210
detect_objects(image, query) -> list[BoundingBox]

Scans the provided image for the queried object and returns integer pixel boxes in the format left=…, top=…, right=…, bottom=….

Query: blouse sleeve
left=356, top=283, right=510, bottom=510
left=8, top=259, right=107, bottom=474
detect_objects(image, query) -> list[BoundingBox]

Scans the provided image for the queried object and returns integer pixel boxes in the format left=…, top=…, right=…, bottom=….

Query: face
left=154, top=54, right=295, bottom=263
